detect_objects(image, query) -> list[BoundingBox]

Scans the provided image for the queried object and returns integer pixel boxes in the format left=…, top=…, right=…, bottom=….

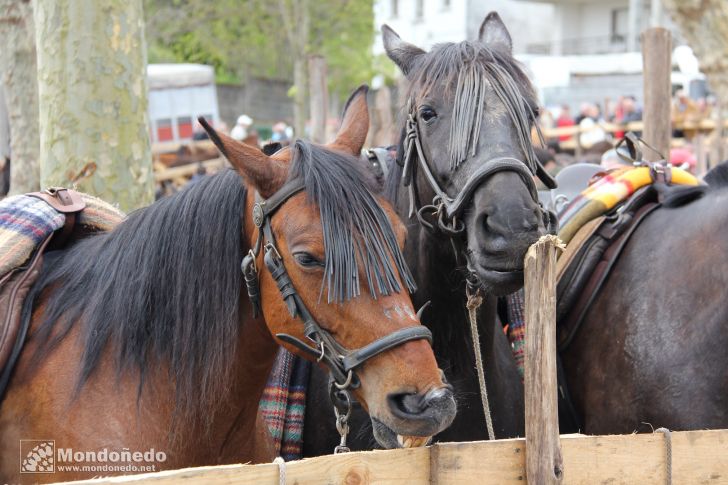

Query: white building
left=373, top=0, right=705, bottom=110
left=372, top=0, right=555, bottom=55
left=518, top=0, right=675, bottom=56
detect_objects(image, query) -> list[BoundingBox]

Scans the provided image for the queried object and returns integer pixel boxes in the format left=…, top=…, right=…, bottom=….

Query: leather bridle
left=240, top=178, right=433, bottom=451
left=400, top=112, right=558, bottom=237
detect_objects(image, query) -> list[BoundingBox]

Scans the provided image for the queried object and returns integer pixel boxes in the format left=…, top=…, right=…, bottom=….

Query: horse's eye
left=419, top=106, right=437, bottom=123
left=294, top=252, right=324, bottom=268
left=528, top=105, right=540, bottom=122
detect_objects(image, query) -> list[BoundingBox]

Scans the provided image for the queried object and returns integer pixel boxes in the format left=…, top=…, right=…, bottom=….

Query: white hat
left=237, top=114, right=253, bottom=126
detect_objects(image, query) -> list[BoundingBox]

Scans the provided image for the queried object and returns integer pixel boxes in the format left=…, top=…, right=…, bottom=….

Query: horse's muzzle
left=386, top=386, right=457, bottom=437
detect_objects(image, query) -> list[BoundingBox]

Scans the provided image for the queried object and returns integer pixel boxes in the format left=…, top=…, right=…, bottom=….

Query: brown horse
left=0, top=87, right=454, bottom=483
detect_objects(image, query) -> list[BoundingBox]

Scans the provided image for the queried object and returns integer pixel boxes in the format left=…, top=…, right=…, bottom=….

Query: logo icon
left=20, top=440, right=55, bottom=473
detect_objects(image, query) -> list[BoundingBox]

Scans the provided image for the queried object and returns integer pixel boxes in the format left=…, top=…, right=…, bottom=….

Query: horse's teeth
left=397, top=435, right=430, bottom=448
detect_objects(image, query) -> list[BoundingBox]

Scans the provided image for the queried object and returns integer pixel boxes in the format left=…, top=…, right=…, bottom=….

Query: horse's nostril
left=387, top=387, right=455, bottom=418
left=389, top=392, right=426, bottom=416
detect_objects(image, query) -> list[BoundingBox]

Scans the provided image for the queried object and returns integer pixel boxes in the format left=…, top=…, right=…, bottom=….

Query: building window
left=156, top=118, right=173, bottom=142
left=177, top=116, right=193, bottom=139
left=391, top=0, right=398, bottom=18
left=415, top=0, right=424, bottom=20
left=611, top=8, right=628, bottom=43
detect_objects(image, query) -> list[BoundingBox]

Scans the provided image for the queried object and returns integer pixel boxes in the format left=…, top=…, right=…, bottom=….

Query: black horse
left=303, top=12, right=556, bottom=454
left=561, top=163, right=728, bottom=434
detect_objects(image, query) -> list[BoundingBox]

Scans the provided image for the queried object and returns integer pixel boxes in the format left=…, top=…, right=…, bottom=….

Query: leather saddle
left=0, top=188, right=87, bottom=400
left=555, top=179, right=702, bottom=351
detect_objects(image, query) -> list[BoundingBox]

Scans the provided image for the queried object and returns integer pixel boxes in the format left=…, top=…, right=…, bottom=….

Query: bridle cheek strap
left=401, top=112, right=556, bottom=235
left=248, top=180, right=434, bottom=391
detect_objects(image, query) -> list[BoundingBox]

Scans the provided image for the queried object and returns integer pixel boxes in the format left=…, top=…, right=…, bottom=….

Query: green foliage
left=143, top=0, right=376, bottom=103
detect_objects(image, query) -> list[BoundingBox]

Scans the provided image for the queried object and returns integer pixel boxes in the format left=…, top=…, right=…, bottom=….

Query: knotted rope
left=466, top=287, right=495, bottom=441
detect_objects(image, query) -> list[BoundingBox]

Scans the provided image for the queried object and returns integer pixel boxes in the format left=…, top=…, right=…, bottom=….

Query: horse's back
left=564, top=188, right=728, bottom=433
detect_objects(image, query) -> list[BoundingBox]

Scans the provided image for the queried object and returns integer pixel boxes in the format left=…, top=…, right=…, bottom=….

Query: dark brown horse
left=303, top=13, right=556, bottom=454
left=561, top=165, right=728, bottom=434
left=0, top=88, right=454, bottom=482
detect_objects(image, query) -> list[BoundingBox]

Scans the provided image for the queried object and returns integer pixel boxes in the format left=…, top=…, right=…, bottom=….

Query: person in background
left=271, top=122, right=290, bottom=146
left=621, top=96, right=642, bottom=123
left=574, top=102, right=590, bottom=125
left=618, top=96, right=642, bottom=138
left=231, top=114, right=253, bottom=142
left=556, top=105, right=575, bottom=143
left=672, top=90, right=699, bottom=139
left=578, top=103, right=608, bottom=149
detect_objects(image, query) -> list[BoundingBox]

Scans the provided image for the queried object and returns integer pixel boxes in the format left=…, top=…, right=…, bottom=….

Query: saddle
left=555, top=168, right=702, bottom=351
left=555, top=184, right=661, bottom=350
left=0, top=188, right=92, bottom=400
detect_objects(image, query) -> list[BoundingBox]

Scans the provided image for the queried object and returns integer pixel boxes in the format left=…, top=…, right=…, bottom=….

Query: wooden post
left=308, top=55, right=328, bottom=144
left=641, top=28, right=672, bottom=162
left=524, top=235, right=564, bottom=485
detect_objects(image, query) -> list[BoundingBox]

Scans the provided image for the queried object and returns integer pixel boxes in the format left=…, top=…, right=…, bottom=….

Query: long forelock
left=407, top=41, right=541, bottom=172
left=288, top=141, right=416, bottom=302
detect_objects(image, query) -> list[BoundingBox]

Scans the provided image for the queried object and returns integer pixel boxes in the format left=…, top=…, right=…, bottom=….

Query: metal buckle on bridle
left=416, top=197, right=465, bottom=236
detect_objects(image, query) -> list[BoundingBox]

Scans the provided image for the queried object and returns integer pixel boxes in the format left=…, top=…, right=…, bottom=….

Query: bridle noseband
left=400, top=112, right=557, bottom=237
left=240, top=178, right=433, bottom=451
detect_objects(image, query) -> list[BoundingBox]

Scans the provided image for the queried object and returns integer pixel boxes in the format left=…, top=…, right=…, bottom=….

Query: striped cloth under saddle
left=0, top=192, right=124, bottom=279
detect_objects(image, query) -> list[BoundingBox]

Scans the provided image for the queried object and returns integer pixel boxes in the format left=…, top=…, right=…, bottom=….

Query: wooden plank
left=641, top=28, right=673, bottom=161
left=151, top=139, right=216, bottom=156
left=54, top=430, right=728, bottom=484
left=154, top=157, right=226, bottom=183
left=524, top=236, right=564, bottom=484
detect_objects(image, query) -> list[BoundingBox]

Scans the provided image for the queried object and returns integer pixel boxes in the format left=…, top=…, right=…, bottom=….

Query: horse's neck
left=216, top=306, right=279, bottom=461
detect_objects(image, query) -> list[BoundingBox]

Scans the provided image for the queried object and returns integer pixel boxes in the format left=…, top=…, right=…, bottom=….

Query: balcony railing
left=525, top=35, right=641, bottom=56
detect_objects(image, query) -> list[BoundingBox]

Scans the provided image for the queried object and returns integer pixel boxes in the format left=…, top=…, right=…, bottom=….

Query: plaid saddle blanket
left=260, top=348, right=311, bottom=461
left=0, top=192, right=124, bottom=278
left=503, top=165, right=699, bottom=376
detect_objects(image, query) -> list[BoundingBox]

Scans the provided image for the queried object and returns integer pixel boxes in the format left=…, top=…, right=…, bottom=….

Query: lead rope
left=466, top=286, right=495, bottom=441
left=655, top=427, right=672, bottom=485
left=273, top=456, right=286, bottom=485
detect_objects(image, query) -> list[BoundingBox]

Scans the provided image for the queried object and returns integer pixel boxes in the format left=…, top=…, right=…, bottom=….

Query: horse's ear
left=478, top=12, right=512, bottom=54
left=197, top=117, right=287, bottom=197
left=329, top=85, right=369, bottom=156
left=382, top=24, right=425, bottom=77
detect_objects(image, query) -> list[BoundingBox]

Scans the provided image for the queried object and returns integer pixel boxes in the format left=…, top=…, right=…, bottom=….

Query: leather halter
left=400, top=112, right=557, bottom=236
left=241, top=179, right=433, bottom=392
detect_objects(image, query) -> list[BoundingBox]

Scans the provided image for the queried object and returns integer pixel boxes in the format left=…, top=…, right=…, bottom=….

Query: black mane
left=27, top=169, right=247, bottom=419
left=26, top=140, right=415, bottom=420
left=289, top=140, right=415, bottom=302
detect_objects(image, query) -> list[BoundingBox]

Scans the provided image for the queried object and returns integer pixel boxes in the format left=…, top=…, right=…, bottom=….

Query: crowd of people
left=535, top=91, right=717, bottom=178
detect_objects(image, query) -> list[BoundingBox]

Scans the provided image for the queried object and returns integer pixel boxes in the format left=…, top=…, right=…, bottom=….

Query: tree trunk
left=34, top=0, right=153, bottom=212
left=662, top=0, right=728, bottom=161
left=293, top=56, right=308, bottom=139
left=278, top=0, right=310, bottom=138
left=308, top=55, right=328, bottom=144
left=0, top=0, right=40, bottom=195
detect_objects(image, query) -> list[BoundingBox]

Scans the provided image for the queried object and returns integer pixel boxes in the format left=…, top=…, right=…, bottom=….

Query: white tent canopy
left=147, top=64, right=215, bottom=90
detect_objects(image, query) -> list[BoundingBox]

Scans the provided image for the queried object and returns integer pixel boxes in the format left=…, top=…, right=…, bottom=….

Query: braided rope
left=655, top=428, right=672, bottom=485
left=466, top=289, right=495, bottom=441
left=273, top=456, right=286, bottom=485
